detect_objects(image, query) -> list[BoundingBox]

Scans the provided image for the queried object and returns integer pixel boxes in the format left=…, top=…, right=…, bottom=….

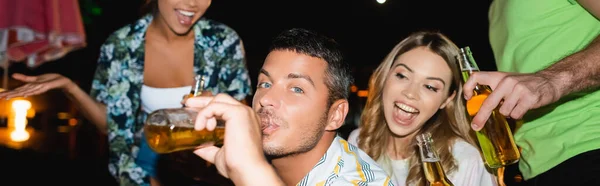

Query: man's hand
left=463, top=71, right=561, bottom=131
left=181, top=91, right=213, bottom=106
left=185, top=93, right=284, bottom=185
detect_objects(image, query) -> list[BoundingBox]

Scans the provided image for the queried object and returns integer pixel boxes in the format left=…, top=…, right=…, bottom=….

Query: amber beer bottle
left=417, top=133, right=454, bottom=186
left=144, top=75, right=225, bottom=153
left=457, top=47, right=520, bottom=168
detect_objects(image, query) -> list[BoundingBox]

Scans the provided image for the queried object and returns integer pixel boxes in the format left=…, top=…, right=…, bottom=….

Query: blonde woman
left=348, top=31, right=496, bottom=186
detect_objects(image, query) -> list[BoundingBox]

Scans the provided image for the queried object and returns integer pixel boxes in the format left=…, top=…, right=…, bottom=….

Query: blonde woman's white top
left=348, top=128, right=498, bottom=186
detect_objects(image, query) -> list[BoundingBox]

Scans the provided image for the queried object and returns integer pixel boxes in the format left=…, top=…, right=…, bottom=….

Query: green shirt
left=489, top=0, right=600, bottom=180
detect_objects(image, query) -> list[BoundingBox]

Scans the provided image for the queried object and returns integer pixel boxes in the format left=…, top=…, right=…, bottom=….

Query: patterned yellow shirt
left=297, top=136, right=394, bottom=186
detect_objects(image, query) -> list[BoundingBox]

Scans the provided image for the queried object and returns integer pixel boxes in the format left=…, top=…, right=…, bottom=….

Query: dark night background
left=1, top=0, right=517, bottom=185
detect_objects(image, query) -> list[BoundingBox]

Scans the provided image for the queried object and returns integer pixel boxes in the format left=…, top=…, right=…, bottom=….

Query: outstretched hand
left=0, top=73, right=76, bottom=99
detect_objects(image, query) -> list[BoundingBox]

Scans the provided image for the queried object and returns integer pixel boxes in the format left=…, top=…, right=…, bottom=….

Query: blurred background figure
left=0, top=0, right=251, bottom=185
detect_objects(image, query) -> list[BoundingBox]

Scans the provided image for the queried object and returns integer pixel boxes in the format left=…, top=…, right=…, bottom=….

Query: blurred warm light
left=58, top=126, right=71, bottom=133
left=12, top=100, right=31, bottom=110
left=57, top=112, right=73, bottom=120
left=11, top=100, right=31, bottom=127
left=10, top=130, right=30, bottom=142
left=514, top=174, right=523, bottom=182
left=376, top=0, right=386, bottom=4
left=9, top=99, right=32, bottom=142
left=350, top=85, right=358, bottom=93
left=68, top=118, right=78, bottom=126
left=27, top=109, right=36, bottom=118
left=357, top=90, right=369, bottom=97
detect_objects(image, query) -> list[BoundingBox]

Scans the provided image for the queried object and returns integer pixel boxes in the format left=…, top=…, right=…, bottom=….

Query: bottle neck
left=457, top=47, right=481, bottom=83
left=460, top=70, right=474, bottom=84
left=417, top=136, right=440, bottom=161
left=190, top=75, right=205, bottom=97
left=417, top=133, right=453, bottom=185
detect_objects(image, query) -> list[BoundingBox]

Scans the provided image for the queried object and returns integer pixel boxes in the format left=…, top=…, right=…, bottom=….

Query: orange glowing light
left=350, top=85, right=358, bottom=93
left=68, top=118, right=78, bottom=126
left=357, top=90, right=369, bottom=97
left=9, top=99, right=32, bottom=142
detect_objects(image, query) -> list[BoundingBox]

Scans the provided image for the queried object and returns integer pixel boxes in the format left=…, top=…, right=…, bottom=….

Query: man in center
left=192, top=28, right=393, bottom=186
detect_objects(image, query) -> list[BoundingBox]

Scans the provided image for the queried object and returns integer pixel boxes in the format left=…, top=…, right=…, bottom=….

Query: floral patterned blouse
left=90, top=14, right=252, bottom=185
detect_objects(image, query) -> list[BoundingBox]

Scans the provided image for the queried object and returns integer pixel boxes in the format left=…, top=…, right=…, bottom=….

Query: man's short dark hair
left=269, top=28, right=353, bottom=107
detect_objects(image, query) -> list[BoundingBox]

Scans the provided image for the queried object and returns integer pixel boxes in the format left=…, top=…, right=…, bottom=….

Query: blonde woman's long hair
left=357, top=31, right=476, bottom=186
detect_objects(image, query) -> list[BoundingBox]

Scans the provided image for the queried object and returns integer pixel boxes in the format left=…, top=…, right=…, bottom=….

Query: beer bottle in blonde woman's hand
left=417, top=133, right=454, bottom=186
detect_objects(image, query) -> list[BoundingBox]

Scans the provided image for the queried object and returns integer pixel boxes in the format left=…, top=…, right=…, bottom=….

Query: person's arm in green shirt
left=579, top=0, right=600, bottom=19
left=463, top=1, right=600, bottom=130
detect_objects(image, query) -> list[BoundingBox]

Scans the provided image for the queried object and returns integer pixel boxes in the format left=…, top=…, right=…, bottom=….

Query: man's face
left=252, top=50, right=330, bottom=158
